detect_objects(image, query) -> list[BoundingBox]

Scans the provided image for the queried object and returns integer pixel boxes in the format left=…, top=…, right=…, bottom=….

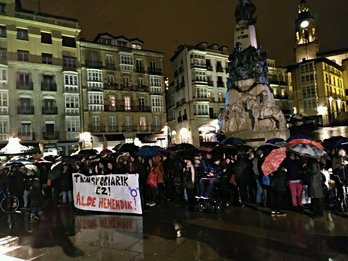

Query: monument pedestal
left=225, top=129, right=290, bottom=148
left=234, top=21, right=257, bottom=49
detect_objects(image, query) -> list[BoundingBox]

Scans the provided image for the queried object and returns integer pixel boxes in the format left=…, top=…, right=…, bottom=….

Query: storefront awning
left=105, top=134, right=125, bottom=141
left=136, top=133, right=165, bottom=143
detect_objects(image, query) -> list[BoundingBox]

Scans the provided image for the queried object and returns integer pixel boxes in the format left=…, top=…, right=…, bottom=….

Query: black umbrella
left=72, top=149, right=98, bottom=159
left=220, top=137, right=246, bottom=145
left=171, top=143, right=197, bottom=152
left=136, top=146, right=162, bottom=158
left=113, top=143, right=139, bottom=153
left=48, top=161, right=63, bottom=180
left=174, top=149, right=197, bottom=160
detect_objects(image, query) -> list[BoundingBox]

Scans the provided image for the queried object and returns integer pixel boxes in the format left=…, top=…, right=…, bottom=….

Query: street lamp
left=328, top=96, right=333, bottom=125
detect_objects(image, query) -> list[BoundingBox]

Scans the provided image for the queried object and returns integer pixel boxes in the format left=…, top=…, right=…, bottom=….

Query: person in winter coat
left=153, top=155, right=165, bottom=205
left=269, top=164, right=287, bottom=217
left=305, top=157, right=324, bottom=218
left=284, top=152, right=304, bottom=211
left=59, top=163, right=73, bottom=205
left=182, top=158, right=196, bottom=210
left=233, top=154, right=251, bottom=205
left=29, top=178, right=44, bottom=222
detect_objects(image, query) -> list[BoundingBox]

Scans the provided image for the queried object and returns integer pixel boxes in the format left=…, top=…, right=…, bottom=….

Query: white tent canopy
left=0, top=137, right=34, bottom=155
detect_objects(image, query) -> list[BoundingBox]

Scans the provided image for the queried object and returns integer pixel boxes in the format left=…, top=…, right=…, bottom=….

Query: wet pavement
left=0, top=203, right=347, bottom=260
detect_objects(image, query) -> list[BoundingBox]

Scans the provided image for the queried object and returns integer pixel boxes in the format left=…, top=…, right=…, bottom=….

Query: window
left=105, top=55, right=114, bottom=66
left=136, top=59, right=143, bottom=72
left=151, top=96, right=163, bottom=112
left=0, top=3, right=6, bottom=13
left=139, top=117, right=146, bottom=130
left=0, top=48, right=6, bottom=61
left=138, top=77, right=144, bottom=86
left=42, top=75, right=55, bottom=89
left=0, top=25, right=6, bottom=37
left=107, top=95, right=116, bottom=108
left=62, top=36, right=76, bottom=48
left=0, top=116, right=9, bottom=141
left=150, top=61, right=156, bottom=71
left=92, top=116, right=100, bottom=130
left=124, top=96, right=131, bottom=111
left=64, top=74, right=78, bottom=86
left=150, top=76, right=162, bottom=87
left=41, top=32, right=52, bottom=44
left=65, top=95, right=79, bottom=109
left=63, top=56, right=77, bottom=68
left=122, top=76, right=130, bottom=86
left=88, top=92, right=104, bottom=111
left=197, top=104, right=209, bottom=115
left=66, top=117, right=80, bottom=135
left=120, top=53, right=133, bottom=71
left=125, top=116, right=132, bottom=128
left=193, top=71, right=207, bottom=82
left=153, top=116, right=160, bottom=131
left=0, top=67, right=7, bottom=82
left=42, top=53, right=53, bottom=64
left=20, top=122, right=31, bottom=136
left=0, top=92, right=8, bottom=114
left=17, top=50, right=29, bottom=62
left=17, top=72, right=31, bottom=88
left=87, top=69, right=102, bottom=82
left=139, top=97, right=145, bottom=111
left=17, top=28, right=28, bottom=40
left=108, top=117, right=117, bottom=131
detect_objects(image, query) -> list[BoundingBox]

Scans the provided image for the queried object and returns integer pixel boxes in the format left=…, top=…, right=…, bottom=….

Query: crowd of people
left=0, top=141, right=347, bottom=222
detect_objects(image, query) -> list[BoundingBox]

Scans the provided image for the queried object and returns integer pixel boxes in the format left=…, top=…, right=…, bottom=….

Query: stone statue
left=235, top=0, right=256, bottom=25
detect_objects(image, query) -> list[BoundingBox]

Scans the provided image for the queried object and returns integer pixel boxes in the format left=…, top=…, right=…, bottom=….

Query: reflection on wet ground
left=0, top=203, right=347, bottom=260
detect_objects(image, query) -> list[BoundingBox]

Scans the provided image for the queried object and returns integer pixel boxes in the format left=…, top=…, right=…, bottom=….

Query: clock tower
left=294, top=0, right=319, bottom=63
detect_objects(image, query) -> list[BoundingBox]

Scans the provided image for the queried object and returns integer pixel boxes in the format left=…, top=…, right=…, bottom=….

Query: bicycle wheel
left=0, top=196, right=19, bottom=213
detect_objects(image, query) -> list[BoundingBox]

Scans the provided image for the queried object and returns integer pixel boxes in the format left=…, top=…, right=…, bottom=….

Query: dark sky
left=23, top=0, right=348, bottom=76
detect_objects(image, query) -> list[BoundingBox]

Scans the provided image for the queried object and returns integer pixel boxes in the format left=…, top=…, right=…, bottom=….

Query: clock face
left=300, top=20, right=309, bottom=28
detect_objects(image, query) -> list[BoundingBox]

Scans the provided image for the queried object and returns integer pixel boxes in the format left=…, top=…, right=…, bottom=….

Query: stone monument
left=220, top=0, right=289, bottom=146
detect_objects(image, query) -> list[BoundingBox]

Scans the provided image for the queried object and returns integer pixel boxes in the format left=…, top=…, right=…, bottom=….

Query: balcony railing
left=17, top=81, right=33, bottom=90
left=104, top=105, right=151, bottom=112
left=85, top=60, right=103, bottom=69
left=41, top=82, right=57, bottom=91
left=104, top=63, right=115, bottom=70
left=148, top=67, right=163, bottom=75
left=121, top=125, right=138, bottom=132
left=108, top=125, right=119, bottom=132
left=64, top=86, right=79, bottom=93
left=18, top=106, right=34, bottom=114
left=89, top=124, right=106, bottom=132
left=135, top=67, right=145, bottom=73
left=42, top=106, right=58, bottom=114
left=18, top=132, right=35, bottom=141
left=42, top=131, right=59, bottom=140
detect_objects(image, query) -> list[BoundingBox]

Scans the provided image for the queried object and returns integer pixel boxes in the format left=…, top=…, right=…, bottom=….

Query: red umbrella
left=261, top=147, right=287, bottom=176
left=287, top=139, right=324, bottom=150
left=99, top=149, right=113, bottom=155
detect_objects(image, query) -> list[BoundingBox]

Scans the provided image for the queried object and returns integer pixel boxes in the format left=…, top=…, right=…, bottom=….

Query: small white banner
left=72, top=173, right=142, bottom=214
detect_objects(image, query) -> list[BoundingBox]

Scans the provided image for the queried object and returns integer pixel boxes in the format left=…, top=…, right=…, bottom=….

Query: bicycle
left=0, top=187, right=19, bottom=213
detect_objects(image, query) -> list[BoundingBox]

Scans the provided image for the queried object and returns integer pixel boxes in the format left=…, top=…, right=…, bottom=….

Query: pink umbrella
left=261, top=147, right=287, bottom=176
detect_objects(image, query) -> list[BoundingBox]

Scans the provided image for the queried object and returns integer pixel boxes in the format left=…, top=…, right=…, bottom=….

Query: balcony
left=191, top=62, right=206, bottom=69
left=104, top=82, right=119, bottom=90
left=194, top=96, right=209, bottom=101
left=85, top=60, right=103, bottom=69
left=65, top=108, right=79, bottom=115
left=64, top=86, right=79, bottom=93
left=18, top=106, right=34, bottom=114
left=137, top=85, right=149, bottom=92
left=121, top=125, right=138, bottom=132
left=104, top=63, right=115, bottom=70
left=17, top=81, right=33, bottom=90
left=63, top=62, right=77, bottom=71
left=131, top=106, right=151, bottom=112
left=108, top=125, right=119, bottom=132
left=41, top=82, right=57, bottom=91
left=89, top=124, right=106, bottom=133
left=104, top=105, right=151, bottom=112
left=42, top=106, right=58, bottom=115
left=138, top=126, right=150, bottom=133
left=192, top=78, right=208, bottom=85
left=135, top=67, right=145, bottom=73
left=42, top=131, right=59, bottom=140
left=148, top=67, right=163, bottom=75
left=18, top=132, right=35, bottom=141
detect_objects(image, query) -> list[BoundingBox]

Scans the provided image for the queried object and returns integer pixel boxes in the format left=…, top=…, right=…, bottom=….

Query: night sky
left=22, top=0, right=348, bottom=76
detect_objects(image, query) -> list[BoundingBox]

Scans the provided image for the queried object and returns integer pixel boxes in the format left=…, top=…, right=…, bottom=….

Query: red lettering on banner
left=76, top=192, right=96, bottom=207
left=97, top=198, right=133, bottom=210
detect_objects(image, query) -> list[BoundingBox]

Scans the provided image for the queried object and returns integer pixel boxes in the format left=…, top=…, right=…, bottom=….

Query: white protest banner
left=72, top=173, right=142, bottom=214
